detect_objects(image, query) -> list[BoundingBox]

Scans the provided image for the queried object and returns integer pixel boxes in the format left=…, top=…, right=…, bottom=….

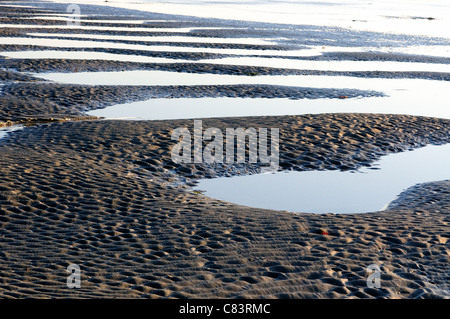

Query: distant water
left=125, top=0, right=450, bottom=38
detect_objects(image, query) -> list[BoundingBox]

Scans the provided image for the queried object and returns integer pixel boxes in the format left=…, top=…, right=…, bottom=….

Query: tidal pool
left=20, top=69, right=449, bottom=119
left=22, top=17, right=179, bottom=24
left=1, top=50, right=190, bottom=63
left=30, top=69, right=450, bottom=87
left=24, top=34, right=320, bottom=57
left=193, top=143, right=450, bottom=214
left=0, top=23, right=231, bottom=33
left=0, top=36, right=318, bottom=58
left=200, top=56, right=450, bottom=73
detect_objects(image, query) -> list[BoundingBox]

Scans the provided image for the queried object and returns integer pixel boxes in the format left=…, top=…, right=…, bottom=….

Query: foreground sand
left=1, top=115, right=449, bottom=298
left=0, top=2, right=449, bottom=299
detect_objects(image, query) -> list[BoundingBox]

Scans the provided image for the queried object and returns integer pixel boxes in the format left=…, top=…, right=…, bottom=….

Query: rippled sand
left=0, top=1, right=449, bottom=299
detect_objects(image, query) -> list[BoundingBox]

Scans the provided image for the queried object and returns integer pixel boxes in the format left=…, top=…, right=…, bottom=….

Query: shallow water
left=1, top=36, right=318, bottom=58
left=372, top=45, right=450, bottom=59
left=0, top=3, right=36, bottom=8
left=20, top=32, right=273, bottom=45
left=24, top=16, right=180, bottom=24
left=13, top=33, right=450, bottom=58
left=14, top=46, right=449, bottom=71
left=193, top=143, right=450, bottom=214
left=0, top=23, right=228, bottom=33
left=24, top=34, right=320, bottom=57
left=199, top=56, right=450, bottom=73
left=85, top=92, right=450, bottom=121
left=6, top=38, right=450, bottom=72
left=39, top=73, right=448, bottom=120
left=31, top=69, right=450, bottom=87
left=1, top=50, right=190, bottom=63
left=108, top=0, right=450, bottom=38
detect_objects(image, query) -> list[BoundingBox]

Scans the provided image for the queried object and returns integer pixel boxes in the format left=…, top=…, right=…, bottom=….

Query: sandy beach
left=0, top=0, right=449, bottom=299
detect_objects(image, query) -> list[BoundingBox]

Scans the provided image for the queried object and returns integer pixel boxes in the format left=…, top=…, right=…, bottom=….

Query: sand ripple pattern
left=0, top=116, right=449, bottom=298
left=0, top=3, right=449, bottom=299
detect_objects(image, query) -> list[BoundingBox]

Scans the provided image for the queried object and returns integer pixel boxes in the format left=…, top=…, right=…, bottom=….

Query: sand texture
left=0, top=1, right=449, bottom=299
left=1, top=116, right=449, bottom=299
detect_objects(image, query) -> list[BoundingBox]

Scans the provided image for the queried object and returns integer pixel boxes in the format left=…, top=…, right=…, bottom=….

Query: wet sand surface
left=0, top=1, right=449, bottom=299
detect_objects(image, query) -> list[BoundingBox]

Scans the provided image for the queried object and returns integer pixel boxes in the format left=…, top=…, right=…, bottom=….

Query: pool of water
left=193, top=143, right=450, bottom=214
left=0, top=36, right=318, bottom=58
left=39, top=73, right=448, bottom=120
left=0, top=23, right=233, bottom=33
left=8, top=35, right=450, bottom=58
left=24, top=34, right=320, bottom=57
left=1, top=50, right=190, bottom=63
left=112, top=0, right=450, bottom=39
left=24, top=16, right=181, bottom=24
left=5, top=41, right=449, bottom=72
left=30, top=70, right=450, bottom=87
left=85, top=92, right=449, bottom=121
left=0, top=3, right=36, bottom=9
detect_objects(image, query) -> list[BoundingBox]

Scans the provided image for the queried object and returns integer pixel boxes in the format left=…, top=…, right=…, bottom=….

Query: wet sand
left=0, top=1, right=449, bottom=299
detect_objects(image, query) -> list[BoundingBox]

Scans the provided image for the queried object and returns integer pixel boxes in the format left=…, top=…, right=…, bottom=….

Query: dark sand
left=0, top=1, right=449, bottom=299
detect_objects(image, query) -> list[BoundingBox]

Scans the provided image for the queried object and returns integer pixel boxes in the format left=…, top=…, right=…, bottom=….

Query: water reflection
left=194, top=143, right=450, bottom=214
